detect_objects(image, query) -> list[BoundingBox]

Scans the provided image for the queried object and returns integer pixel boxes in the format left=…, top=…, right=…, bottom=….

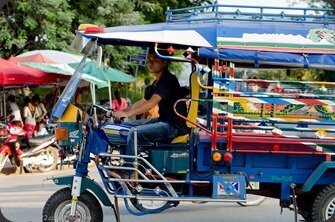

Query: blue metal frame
left=166, top=4, right=335, bottom=25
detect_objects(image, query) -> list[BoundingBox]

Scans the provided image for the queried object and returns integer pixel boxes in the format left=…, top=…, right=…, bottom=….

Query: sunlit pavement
left=0, top=166, right=303, bottom=222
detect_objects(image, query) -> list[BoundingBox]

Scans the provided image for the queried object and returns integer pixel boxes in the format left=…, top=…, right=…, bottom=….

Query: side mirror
left=96, top=46, right=103, bottom=69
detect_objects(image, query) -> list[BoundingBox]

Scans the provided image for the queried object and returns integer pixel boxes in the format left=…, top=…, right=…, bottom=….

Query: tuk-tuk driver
left=113, top=48, right=189, bottom=174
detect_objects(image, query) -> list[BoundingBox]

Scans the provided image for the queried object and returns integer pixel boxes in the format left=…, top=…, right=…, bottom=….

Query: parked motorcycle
left=0, top=121, right=59, bottom=174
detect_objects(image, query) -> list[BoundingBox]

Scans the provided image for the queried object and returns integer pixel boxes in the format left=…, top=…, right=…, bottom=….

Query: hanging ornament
left=166, top=46, right=175, bottom=55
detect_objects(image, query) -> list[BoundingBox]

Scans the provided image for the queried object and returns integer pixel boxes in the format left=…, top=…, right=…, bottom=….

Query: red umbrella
left=8, top=53, right=56, bottom=64
left=0, top=58, right=65, bottom=86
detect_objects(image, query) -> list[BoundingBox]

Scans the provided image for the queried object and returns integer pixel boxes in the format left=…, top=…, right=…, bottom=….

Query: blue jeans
left=121, top=118, right=178, bottom=162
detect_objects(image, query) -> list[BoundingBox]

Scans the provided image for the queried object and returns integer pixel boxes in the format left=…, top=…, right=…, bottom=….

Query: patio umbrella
left=76, top=4, right=335, bottom=69
left=69, top=61, right=135, bottom=106
left=68, top=61, right=135, bottom=83
left=0, top=58, right=64, bottom=86
left=16, top=50, right=84, bottom=64
left=8, top=53, right=56, bottom=64
left=20, top=62, right=109, bottom=88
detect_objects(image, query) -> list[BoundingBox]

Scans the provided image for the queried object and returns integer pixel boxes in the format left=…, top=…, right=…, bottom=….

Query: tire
left=42, top=187, right=103, bottom=222
left=312, top=184, right=335, bottom=222
left=237, top=194, right=267, bottom=207
left=38, top=147, right=59, bottom=172
left=297, top=193, right=315, bottom=222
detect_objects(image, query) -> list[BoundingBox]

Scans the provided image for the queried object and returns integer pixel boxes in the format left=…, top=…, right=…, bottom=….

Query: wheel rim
left=325, top=197, right=335, bottom=220
left=137, top=199, right=168, bottom=210
left=54, top=200, right=91, bottom=222
left=38, top=148, right=57, bottom=171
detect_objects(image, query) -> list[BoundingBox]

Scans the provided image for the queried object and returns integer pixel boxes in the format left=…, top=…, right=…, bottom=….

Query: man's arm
left=132, top=98, right=146, bottom=109
left=113, top=94, right=161, bottom=119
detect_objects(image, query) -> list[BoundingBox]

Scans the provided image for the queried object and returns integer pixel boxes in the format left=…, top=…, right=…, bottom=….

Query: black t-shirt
left=144, top=70, right=188, bottom=136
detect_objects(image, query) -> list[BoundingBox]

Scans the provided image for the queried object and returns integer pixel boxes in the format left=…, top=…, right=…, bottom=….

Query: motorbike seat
left=28, top=134, right=54, bottom=146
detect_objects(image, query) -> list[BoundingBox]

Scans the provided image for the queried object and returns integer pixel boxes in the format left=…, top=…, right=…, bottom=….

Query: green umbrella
left=69, top=61, right=135, bottom=83
left=20, top=62, right=109, bottom=88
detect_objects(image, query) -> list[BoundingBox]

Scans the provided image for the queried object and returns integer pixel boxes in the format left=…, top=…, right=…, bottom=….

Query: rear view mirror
left=96, top=46, right=103, bottom=69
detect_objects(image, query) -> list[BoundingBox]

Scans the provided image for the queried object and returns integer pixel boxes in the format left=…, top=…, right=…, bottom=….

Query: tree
left=0, top=0, right=75, bottom=58
left=137, top=0, right=215, bottom=23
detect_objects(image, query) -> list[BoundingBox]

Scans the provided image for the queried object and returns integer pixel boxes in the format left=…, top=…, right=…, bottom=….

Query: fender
left=303, top=161, right=335, bottom=192
left=51, top=176, right=112, bottom=207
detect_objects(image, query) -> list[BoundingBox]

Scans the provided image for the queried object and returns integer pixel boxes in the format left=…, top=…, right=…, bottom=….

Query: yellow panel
left=187, top=71, right=200, bottom=128
left=58, top=104, right=82, bottom=123
left=172, top=71, right=200, bottom=144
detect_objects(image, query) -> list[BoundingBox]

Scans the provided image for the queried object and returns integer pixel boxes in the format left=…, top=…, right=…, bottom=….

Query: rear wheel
left=130, top=198, right=173, bottom=212
left=42, top=187, right=103, bottom=222
left=238, top=194, right=267, bottom=207
left=312, top=184, right=335, bottom=222
left=297, top=193, right=315, bottom=222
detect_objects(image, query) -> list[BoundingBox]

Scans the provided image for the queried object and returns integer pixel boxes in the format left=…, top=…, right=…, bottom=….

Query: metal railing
left=166, top=4, right=335, bottom=24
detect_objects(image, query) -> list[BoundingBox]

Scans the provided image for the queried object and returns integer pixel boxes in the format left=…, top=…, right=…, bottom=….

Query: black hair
left=32, top=94, right=41, bottom=103
left=7, top=95, right=16, bottom=103
left=23, top=96, right=32, bottom=106
left=114, top=89, right=121, bottom=105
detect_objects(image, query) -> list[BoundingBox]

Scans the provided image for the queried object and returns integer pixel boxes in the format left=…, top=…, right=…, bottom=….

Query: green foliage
left=0, top=0, right=74, bottom=58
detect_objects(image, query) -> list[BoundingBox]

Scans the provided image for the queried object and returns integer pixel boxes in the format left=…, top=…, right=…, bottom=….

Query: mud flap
left=52, top=176, right=112, bottom=207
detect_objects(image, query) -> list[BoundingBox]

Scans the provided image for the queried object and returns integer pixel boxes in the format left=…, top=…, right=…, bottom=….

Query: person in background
left=34, top=120, right=49, bottom=137
left=22, top=96, right=37, bottom=139
left=32, top=94, right=47, bottom=123
left=112, top=89, right=128, bottom=111
left=6, top=95, right=22, bottom=124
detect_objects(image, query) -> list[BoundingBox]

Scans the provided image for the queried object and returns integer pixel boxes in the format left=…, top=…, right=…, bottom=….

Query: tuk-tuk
left=44, top=4, right=335, bottom=222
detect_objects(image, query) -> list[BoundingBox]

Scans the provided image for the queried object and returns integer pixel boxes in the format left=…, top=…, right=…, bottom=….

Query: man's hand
left=113, top=111, right=128, bottom=120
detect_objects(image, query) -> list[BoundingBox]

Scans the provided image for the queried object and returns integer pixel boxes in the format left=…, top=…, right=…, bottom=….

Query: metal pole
left=131, top=65, right=138, bottom=100
left=108, top=81, right=112, bottom=108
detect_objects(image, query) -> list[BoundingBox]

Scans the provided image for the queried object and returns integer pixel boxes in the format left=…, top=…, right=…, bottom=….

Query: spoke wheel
left=42, top=188, right=103, bottom=222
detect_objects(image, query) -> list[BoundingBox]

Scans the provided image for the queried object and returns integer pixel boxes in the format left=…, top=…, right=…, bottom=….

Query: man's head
left=147, top=48, right=170, bottom=76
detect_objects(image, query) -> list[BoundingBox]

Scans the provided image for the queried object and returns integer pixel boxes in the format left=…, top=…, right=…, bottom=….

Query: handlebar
left=91, top=104, right=113, bottom=118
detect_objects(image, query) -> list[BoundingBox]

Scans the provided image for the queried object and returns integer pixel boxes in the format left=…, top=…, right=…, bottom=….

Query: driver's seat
left=171, top=70, right=200, bottom=144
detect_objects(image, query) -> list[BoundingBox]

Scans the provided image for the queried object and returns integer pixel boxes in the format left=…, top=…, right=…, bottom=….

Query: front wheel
left=42, top=188, right=103, bottom=222
left=312, top=184, right=335, bottom=222
left=237, top=194, right=267, bottom=207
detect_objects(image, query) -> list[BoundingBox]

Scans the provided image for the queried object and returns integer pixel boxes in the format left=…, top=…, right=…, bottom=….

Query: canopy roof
left=77, top=5, right=335, bottom=69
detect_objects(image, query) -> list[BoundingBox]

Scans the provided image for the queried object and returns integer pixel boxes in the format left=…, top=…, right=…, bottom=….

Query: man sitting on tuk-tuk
left=113, top=48, right=189, bottom=176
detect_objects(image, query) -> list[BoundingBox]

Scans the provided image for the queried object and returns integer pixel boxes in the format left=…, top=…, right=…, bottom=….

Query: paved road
left=0, top=166, right=303, bottom=222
